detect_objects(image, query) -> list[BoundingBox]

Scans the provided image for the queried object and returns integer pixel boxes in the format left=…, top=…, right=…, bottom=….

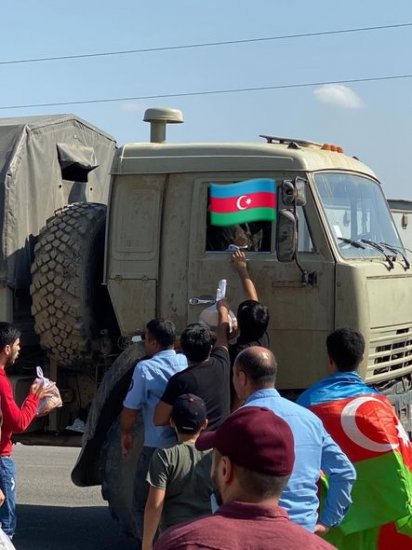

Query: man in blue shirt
left=233, top=346, right=356, bottom=534
left=121, top=318, right=187, bottom=542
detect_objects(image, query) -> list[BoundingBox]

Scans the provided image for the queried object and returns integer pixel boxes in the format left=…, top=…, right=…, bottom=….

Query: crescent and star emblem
left=236, top=195, right=252, bottom=210
left=340, top=396, right=400, bottom=453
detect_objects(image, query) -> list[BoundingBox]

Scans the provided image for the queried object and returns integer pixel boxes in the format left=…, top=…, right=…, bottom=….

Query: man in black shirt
left=154, top=301, right=231, bottom=430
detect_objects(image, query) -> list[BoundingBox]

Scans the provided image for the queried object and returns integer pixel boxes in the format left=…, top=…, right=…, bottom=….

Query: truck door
left=106, top=175, right=164, bottom=335
left=185, top=174, right=336, bottom=389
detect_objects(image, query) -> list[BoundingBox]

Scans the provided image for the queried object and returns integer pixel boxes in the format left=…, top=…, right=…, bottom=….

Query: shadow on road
left=13, top=504, right=137, bottom=550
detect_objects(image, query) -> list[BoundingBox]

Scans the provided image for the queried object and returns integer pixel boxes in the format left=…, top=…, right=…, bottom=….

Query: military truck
left=0, top=114, right=115, bottom=326
left=4, top=109, right=412, bottom=536
left=388, top=199, right=412, bottom=256
left=0, top=113, right=116, bottom=440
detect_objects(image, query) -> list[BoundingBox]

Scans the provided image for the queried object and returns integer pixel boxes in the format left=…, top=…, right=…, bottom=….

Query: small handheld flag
left=209, top=179, right=277, bottom=226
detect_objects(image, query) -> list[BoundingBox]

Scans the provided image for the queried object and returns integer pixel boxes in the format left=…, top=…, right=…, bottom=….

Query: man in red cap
left=154, top=406, right=335, bottom=549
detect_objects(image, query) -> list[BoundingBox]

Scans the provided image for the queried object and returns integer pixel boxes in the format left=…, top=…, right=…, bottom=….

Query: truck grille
left=366, top=325, right=412, bottom=383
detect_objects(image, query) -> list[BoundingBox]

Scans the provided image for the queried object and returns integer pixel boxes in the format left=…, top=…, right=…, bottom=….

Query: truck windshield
left=314, top=172, right=403, bottom=259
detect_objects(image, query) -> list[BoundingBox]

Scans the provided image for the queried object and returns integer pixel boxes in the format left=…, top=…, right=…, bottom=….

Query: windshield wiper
left=379, top=242, right=410, bottom=270
left=338, top=237, right=365, bottom=249
left=360, top=239, right=394, bottom=270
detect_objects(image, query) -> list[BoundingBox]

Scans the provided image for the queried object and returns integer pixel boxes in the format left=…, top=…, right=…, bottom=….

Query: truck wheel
left=100, top=415, right=144, bottom=538
left=72, top=343, right=146, bottom=539
left=31, top=202, right=117, bottom=366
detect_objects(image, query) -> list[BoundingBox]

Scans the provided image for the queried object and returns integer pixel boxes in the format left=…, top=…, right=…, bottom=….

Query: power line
left=0, top=22, right=411, bottom=66
left=1, top=73, right=411, bottom=110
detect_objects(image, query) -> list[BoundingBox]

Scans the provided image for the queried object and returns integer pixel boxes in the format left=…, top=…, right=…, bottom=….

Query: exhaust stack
left=143, top=108, right=183, bottom=143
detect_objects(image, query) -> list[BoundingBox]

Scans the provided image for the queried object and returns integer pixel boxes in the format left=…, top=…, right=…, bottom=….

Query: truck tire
left=100, top=414, right=144, bottom=538
left=94, top=344, right=145, bottom=538
left=31, top=202, right=116, bottom=366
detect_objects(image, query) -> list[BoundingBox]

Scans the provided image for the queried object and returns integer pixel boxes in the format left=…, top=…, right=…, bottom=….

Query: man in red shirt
left=0, top=322, right=50, bottom=538
left=155, top=406, right=336, bottom=550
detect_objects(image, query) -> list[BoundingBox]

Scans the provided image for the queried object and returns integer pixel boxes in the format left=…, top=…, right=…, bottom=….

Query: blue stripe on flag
left=297, top=372, right=380, bottom=408
left=210, top=178, right=276, bottom=198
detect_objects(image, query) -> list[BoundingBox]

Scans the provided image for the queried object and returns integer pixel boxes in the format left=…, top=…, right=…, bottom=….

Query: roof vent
left=143, top=108, right=183, bottom=143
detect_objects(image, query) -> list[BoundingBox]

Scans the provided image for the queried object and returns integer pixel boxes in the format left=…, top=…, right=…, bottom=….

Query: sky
left=1, top=1, right=412, bottom=199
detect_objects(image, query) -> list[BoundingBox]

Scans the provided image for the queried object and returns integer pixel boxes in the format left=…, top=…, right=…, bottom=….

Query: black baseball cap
left=171, top=394, right=207, bottom=434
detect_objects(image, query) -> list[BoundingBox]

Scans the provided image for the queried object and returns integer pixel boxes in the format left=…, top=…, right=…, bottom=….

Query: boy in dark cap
left=155, top=406, right=336, bottom=550
left=142, top=394, right=213, bottom=550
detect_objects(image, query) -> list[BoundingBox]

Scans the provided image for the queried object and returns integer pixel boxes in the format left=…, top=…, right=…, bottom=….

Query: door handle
left=189, top=296, right=216, bottom=306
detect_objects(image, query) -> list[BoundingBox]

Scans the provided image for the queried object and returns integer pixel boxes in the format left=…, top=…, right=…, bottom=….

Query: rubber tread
left=30, top=202, right=107, bottom=366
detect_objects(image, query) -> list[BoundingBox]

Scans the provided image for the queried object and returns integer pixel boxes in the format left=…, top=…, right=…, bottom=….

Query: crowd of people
left=0, top=250, right=410, bottom=549
left=119, top=250, right=412, bottom=549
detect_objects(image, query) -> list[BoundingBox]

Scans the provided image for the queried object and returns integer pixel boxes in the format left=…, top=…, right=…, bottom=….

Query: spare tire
left=31, top=202, right=118, bottom=367
left=100, top=414, right=144, bottom=538
left=72, top=344, right=146, bottom=537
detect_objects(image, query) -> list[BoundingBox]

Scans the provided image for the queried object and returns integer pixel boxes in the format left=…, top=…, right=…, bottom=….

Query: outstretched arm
left=215, top=298, right=230, bottom=349
left=231, top=250, right=258, bottom=301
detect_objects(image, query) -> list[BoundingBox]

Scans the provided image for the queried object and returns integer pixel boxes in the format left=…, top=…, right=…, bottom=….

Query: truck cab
left=104, top=109, right=412, bottom=402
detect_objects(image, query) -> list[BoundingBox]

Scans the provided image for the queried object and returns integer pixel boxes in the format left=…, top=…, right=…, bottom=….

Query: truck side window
left=206, top=208, right=312, bottom=253
left=206, top=218, right=272, bottom=251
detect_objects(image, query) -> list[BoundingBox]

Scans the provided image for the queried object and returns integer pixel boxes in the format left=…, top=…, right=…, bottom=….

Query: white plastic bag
left=0, top=528, right=16, bottom=549
left=35, top=366, right=63, bottom=417
left=199, top=279, right=237, bottom=332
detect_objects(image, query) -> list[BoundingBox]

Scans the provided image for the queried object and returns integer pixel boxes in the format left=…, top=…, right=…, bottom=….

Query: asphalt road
left=12, top=444, right=136, bottom=550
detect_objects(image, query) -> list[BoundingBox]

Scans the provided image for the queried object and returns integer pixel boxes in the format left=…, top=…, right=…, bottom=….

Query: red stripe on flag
left=378, top=522, right=412, bottom=549
left=210, top=192, right=276, bottom=214
left=310, top=395, right=412, bottom=465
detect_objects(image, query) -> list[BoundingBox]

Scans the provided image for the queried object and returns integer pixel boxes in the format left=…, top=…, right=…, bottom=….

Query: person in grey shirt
left=143, top=394, right=212, bottom=550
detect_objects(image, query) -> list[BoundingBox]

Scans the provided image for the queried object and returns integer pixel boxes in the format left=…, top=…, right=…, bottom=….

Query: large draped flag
left=298, top=373, right=412, bottom=549
left=209, top=179, right=276, bottom=226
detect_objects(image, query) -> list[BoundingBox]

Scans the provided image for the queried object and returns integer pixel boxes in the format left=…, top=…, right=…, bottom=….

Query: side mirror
left=276, top=209, right=297, bottom=262
left=294, top=177, right=307, bottom=206
left=280, top=177, right=307, bottom=207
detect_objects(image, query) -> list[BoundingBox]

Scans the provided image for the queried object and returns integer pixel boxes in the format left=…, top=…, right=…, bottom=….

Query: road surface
left=12, top=444, right=136, bottom=550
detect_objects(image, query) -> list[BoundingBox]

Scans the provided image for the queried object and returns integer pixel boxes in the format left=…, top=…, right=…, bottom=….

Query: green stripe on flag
left=320, top=450, right=412, bottom=549
left=394, top=514, right=412, bottom=538
left=325, top=525, right=380, bottom=550
left=210, top=207, right=276, bottom=226
left=339, top=450, right=412, bottom=535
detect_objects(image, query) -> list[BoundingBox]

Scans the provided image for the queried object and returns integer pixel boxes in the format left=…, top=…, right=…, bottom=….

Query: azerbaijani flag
left=209, top=179, right=276, bottom=226
left=298, top=373, right=412, bottom=549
